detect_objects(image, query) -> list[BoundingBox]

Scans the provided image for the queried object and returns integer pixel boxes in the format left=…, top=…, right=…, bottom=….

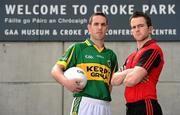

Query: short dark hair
left=129, top=11, right=152, bottom=27
left=88, top=12, right=108, bottom=25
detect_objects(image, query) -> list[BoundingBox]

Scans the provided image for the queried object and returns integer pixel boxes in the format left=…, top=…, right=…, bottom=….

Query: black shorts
left=126, top=99, right=163, bottom=115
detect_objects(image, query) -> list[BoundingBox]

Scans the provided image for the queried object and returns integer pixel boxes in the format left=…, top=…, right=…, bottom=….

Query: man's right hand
left=64, top=79, right=83, bottom=92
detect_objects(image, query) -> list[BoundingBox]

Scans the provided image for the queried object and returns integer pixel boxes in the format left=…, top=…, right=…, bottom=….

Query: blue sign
left=0, top=0, right=179, bottom=42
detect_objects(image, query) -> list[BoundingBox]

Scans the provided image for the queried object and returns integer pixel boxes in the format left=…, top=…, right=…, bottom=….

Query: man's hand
left=64, top=79, right=84, bottom=92
left=141, top=75, right=149, bottom=83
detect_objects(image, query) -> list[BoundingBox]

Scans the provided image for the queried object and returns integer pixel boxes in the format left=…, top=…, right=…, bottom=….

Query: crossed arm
left=111, top=66, right=148, bottom=87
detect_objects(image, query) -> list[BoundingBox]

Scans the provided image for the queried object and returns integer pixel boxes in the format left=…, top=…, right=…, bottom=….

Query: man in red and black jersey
left=111, top=11, right=164, bottom=115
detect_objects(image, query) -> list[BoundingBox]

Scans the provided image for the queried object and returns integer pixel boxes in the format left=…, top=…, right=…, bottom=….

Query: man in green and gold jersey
left=51, top=12, right=118, bottom=115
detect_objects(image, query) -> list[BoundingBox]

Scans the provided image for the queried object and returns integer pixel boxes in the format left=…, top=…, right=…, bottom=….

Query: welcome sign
left=0, top=0, right=179, bottom=42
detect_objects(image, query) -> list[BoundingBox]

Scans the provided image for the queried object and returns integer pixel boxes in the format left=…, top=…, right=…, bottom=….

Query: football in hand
left=64, top=67, right=87, bottom=88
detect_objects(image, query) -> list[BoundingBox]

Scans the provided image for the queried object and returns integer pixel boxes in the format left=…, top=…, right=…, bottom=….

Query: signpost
left=1, top=0, right=179, bottom=42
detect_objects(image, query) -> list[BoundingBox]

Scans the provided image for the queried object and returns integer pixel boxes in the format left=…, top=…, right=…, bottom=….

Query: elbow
left=51, top=66, right=57, bottom=77
left=111, top=78, right=116, bottom=86
left=111, top=79, right=120, bottom=86
left=110, top=79, right=114, bottom=85
left=111, top=73, right=124, bottom=86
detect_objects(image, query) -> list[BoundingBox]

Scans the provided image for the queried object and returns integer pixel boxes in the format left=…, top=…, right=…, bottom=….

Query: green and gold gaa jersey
left=56, top=39, right=118, bottom=101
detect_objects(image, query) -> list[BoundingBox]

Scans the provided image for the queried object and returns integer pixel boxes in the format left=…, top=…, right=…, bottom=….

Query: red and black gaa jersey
left=124, top=39, right=164, bottom=103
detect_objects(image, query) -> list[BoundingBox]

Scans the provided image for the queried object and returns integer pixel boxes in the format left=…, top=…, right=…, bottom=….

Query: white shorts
left=70, top=97, right=111, bottom=115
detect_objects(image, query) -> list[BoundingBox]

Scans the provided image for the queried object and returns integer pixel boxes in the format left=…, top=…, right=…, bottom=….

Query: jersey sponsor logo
left=77, top=63, right=111, bottom=85
left=87, top=66, right=110, bottom=79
